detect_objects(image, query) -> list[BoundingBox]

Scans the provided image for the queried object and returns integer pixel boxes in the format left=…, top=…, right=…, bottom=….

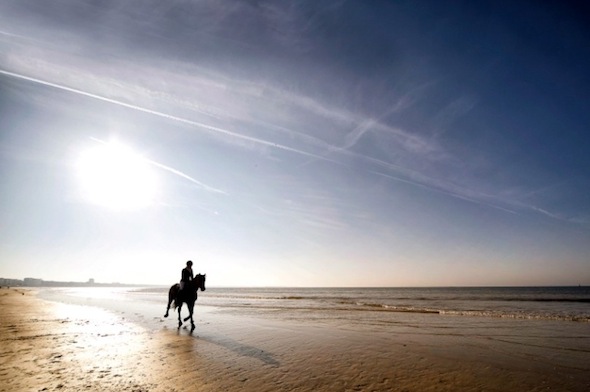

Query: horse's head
left=195, top=273, right=206, bottom=291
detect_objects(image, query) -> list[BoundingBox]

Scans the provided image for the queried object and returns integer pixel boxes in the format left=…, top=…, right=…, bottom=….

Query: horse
left=164, top=273, right=206, bottom=331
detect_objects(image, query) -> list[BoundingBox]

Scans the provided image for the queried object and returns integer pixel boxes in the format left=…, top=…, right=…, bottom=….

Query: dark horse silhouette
left=164, top=273, right=206, bottom=331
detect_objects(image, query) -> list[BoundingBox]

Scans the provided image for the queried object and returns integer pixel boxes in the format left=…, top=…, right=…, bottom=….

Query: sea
left=38, top=286, right=590, bottom=326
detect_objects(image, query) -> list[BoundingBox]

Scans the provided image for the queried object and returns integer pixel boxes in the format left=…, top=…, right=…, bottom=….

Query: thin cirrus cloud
left=0, top=3, right=578, bottom=226
left=0, top=62, right=566, bottom=223
left=0, top=69, right=331, bottom=160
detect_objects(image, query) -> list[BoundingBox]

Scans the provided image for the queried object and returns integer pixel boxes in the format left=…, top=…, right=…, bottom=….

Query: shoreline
left=1, top=287, right=589, bottom=391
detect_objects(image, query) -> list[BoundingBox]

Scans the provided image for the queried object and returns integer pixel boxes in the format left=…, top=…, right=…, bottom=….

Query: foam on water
left=40, top=286, right=590, bottom=324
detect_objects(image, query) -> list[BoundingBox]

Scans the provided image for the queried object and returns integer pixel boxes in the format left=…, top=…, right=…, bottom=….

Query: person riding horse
left=179, top=260, right=194, bottom=293
left=164, top=260, right=206, bottom=331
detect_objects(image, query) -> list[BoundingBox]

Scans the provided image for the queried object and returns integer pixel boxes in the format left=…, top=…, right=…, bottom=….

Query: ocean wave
left=130, top=286, right=590, bottom=323
left=438, top=310, right=590, bottom=323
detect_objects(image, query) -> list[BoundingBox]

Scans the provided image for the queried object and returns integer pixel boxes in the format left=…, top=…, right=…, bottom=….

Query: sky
left=1, top=0, right=589, bottom=287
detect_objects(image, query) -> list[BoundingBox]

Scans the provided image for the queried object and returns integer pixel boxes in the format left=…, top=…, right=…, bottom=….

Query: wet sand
left=1, top=287, right=589, bottom=391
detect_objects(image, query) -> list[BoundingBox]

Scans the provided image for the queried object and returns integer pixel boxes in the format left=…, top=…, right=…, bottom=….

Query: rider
left=179, top=260, right=194, bottom=292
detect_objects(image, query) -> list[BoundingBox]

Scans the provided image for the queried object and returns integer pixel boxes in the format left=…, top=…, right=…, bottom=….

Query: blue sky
left=1, top=0, right=589, bottom=286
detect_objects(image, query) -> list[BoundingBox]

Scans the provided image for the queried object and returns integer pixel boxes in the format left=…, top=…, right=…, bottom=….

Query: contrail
left=88, top=137, right=226, bottom=194
left=0, top=29, right=37, bottom=41
left=370, top=170, right=519, bottom=215
left=0, top=69, right=331, bottom=161
left=147, top=159, right=227, bottom=194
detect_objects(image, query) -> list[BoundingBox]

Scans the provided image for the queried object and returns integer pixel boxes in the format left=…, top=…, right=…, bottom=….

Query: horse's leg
left=183, top=294, right=194, bottom=321
left=183, top=294, right=193, bottom=322
left=164, top=293, right=172, bottom=318
left=165, top=284, right=179, bottom=318
left=177, top=302, right=183, bottom=328
left=188, top=301, right=195, bottom=331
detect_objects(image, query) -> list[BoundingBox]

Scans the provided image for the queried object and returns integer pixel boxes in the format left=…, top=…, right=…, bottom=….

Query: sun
left=75, top=140, right=159, bottom=210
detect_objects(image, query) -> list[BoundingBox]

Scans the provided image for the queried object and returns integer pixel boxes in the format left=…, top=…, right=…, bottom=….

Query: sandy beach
left=1, top=287, right=589, bottom=392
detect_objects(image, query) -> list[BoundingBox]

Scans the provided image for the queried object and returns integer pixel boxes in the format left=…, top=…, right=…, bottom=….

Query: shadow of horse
left=195, top=333, right=280, bottom=366
left=164, top=273, right=206, bottom=331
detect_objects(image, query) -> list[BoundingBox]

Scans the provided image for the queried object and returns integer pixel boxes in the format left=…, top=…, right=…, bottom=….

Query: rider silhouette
left=179, top=260, right=194, bottom=292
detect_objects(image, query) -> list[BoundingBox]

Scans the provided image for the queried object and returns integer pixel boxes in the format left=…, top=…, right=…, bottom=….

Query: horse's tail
left=169, top=283, right=180, bottom=310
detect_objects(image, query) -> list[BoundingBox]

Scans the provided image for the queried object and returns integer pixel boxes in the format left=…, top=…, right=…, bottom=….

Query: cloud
left=2, top=65, right=570, bottom=224
left=147, top=159, right=226, bottom=195
left=0, top=17, right=579, bottom=228
left=431, top=95, right=478, bottom=138
left=0, top=69, right=332, bottom=162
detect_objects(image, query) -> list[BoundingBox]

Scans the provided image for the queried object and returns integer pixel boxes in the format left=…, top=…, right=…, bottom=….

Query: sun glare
left=76, top=141, right=158, bottom=210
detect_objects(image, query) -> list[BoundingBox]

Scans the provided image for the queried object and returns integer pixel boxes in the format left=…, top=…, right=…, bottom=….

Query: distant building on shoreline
left=0, top=277, right=25, bottom=287
left=24, top=277, right=43, bottom=286
left=0, top=277, right=133, bottom=287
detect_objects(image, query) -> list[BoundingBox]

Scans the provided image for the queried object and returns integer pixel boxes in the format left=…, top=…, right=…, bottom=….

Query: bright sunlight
left=75, top=140, right=159, bottom=211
